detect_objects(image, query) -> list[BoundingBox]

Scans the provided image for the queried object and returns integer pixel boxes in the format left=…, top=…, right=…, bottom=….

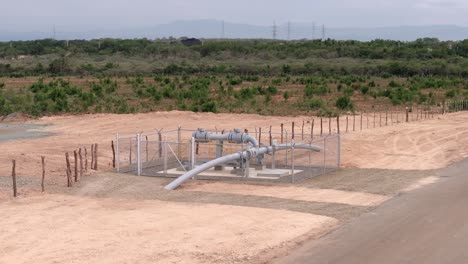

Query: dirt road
left=275, top=158, right=468, bottom=264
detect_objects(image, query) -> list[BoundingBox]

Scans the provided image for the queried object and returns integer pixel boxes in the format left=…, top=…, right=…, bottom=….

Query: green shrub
left=445, top=89, right=457, bottom=98
left=336, top=96, right=353, bottom=110
left=201, top=101, right=218, bottom=113
left=360, top=86, right=370, bottom=95
left=306, top=98, right=325, bottom=110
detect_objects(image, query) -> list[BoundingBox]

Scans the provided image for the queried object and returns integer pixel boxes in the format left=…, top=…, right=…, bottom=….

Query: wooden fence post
left=301, top=120, right=305, bottom=140
left=373, top=112, right=376, bottom=128
left=311, top=119, right=314, bottom=140
left=292, top=122, right=295, bottom=140
left=259, top=127, right=262, bottom=145
left=65, top=153, right=71, bottom=187
left=85, top=147, right=88, bottom=172
left=41, top=156, right=45, bottom=193
left=269, top=126, right=272, bottom=146
left=406, top=108, right=409, bottom=122
left=158, top=130, right=163, bottom=157
left=360, top=113, right=363, bottom=130
left=91, top=144, right=95, bottom=168
left=12, top=160, right=17, bottom=197
left=94, top=143, right=98, bottom=170
left=386, top=111, right=388, bottom=126
left=79, top=148, right=83, bottom=178
left=280, top=123, right=284, bottom=144
left=367, top=112, right=369, bottom=128
left=379, top=112, right=382, bottom=127
left=353, top=114, right=356, bottom=131
left=346, top=115, right=349, bottom=132
left=328, top=117, right=331, bottom=134
left=129, top=139, right=133, bottom=164
left=337, top=115, right=340, bottom=134
left=74, top=150, right=78, bottom=182
left=111, top=140, right=116, bottom=168
left=320, top=118, right=323, bottom=136
left=145, top=135, right=149, bottom=162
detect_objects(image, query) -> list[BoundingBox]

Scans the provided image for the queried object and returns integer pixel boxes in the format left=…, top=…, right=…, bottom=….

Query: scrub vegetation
left=1, top=38, right=468, bottom=116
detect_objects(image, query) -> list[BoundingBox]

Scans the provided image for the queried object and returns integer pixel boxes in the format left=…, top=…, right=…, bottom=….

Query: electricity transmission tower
left=221, top=20, right=225, bottom=39
left=312, top=22, right=316, bottom=40
left=272, top=20, right=278, bottom=40
left=321, top=24, right=326, bottom=40
left=53, top=24, right=56, bottom=39
left=287, top=21, right=291, bottom=40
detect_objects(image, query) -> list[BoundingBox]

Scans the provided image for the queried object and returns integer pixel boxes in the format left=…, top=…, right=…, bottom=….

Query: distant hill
left=1, top=20, right=467, bottom=41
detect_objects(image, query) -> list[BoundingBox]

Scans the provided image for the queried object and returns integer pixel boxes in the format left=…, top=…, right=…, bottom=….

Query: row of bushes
left=2, top=38, right=468, bottom=60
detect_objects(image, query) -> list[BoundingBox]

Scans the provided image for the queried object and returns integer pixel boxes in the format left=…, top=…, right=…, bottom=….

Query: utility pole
left=312, top=22, right=316, bottom=40
left=287, top=21, right=291, bottom=40
left=272, top=20, right=278, bottom=40
left=321, top=24, right=326, bottom=40
left=53, top=24, right=56, bottom=39
left=221, top=20, right=225, bottom=39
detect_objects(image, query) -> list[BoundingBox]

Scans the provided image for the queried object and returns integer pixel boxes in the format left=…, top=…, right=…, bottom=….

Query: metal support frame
left=245, top=157, right=250, bottom=178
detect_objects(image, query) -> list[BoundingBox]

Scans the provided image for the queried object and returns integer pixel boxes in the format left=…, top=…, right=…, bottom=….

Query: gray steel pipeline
left=164, top=143, right=322, bottom=190
left=193, top=128, right=259, bottom=147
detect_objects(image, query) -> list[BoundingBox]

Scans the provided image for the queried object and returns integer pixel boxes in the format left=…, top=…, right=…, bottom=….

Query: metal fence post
left=191, top=137, right=195, bottom=170
left=285, top=130, right=289, bottom=166
left=291, top=140, right=295, bottom=184
left=177, top=126, right=182, bottom=159
left=137, top=132, right=141, bottom=176
left=163, top=140, right=168, bottom=175
left=323, top=137, right=327, bottom=175
left=272, top=145, right=276, bottom=169
left=245, top=157, right=250, bottom=178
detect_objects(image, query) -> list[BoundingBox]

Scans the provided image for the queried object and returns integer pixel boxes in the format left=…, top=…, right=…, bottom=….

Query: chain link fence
left=115, top=128, right=340, bottom=184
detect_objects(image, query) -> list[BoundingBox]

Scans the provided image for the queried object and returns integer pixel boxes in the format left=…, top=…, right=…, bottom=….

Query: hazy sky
left=2, top=0, right=468, bottom=32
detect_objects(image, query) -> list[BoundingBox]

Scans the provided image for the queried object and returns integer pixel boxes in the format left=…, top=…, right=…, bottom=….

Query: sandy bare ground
left=0, top=110, right=463, bottom=263
left=0, top=194, right=337, bottom=264
left=1, top=111, right=467, bottom=178
left=341, top=113, right=468, bottom=170
left=182, top=182, right=389, bottom=206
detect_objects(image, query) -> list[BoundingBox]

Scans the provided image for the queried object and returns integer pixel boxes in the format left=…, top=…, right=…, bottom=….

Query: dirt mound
left=0, top=112, right=32, bottom=123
